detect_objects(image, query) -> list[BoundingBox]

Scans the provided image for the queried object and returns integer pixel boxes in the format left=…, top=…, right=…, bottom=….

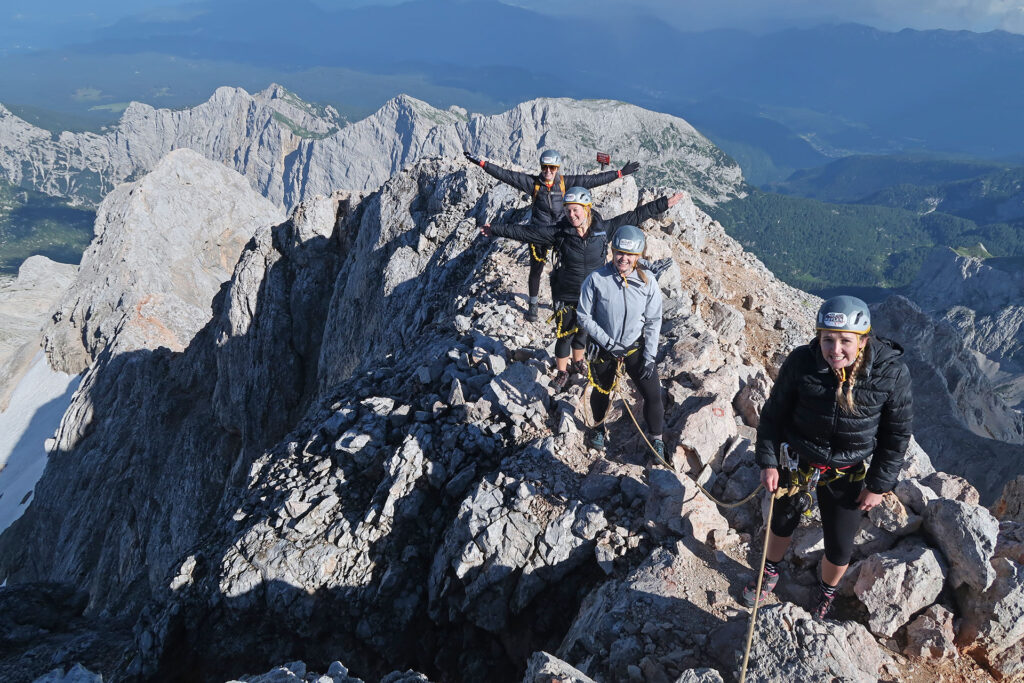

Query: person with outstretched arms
left=743, top=295, right=913, bottom=620
left=464, top=149, right=639, bottom=321
left=480, top=186, right=683, bottom=391
left=576, top=225, right=666, bottom=461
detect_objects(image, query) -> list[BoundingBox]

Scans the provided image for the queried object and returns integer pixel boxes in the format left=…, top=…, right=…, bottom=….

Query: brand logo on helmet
left=822, top=312, right=847, bottom=327
left=617, top=238, right=642, bottom=252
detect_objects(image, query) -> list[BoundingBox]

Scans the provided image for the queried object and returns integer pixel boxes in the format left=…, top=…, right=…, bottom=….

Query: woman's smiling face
left=819, top=330, right=867, bottom=370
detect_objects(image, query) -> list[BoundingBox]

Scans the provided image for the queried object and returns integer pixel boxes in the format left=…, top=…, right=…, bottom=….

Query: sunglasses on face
left=541, top=165, right=558, bottom=172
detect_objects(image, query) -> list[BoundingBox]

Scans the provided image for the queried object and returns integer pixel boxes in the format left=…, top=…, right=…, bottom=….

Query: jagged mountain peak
left=0, top=86, right=745, bottom=211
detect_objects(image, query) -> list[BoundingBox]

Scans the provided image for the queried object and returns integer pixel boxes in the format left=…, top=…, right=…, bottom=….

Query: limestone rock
left=922, top=471, right=981, bottom=506
left=958, top=558, right=1024, bottom=680
left=853, top=540, right=947, bottom=637
left=710, top=602, right=890, bottom=682
left=645, top=469, right=729, bottom=545
left=521, top=651, right=596, bottom=683
left=43, top=149, right=284, bottom=373
left=871, top=295, right=1024, bottom=504
left=904, top=605, right=959, bottom=660
left=923, top=498, right=999, bottom=591
left=0, top=88, right=745, bottom=211
left=992, top=475, right=1024, bottom=523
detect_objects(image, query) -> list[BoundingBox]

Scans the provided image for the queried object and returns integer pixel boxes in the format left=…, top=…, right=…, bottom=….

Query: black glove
left=621, top=160, right=640, bottom=175
left=639, top=361, right=657, bottom=381
left=464, top=151, right=483, bottom=166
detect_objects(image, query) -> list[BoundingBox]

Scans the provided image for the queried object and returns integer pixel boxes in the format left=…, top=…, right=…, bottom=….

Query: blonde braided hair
left=827, top=334, right=871, bottom=414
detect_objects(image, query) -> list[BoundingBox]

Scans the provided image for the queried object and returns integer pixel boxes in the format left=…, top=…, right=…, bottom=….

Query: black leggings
left=553, top=304, right=588, bottom=359
left=589, top=348, right=663, bottom=435
left=771, top=471, right=865, bottom=566
left=527, top=245, right=548, bottom=299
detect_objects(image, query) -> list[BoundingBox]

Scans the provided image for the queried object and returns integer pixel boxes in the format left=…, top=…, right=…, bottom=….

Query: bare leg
left=821, top=558, right=849, bottom=586
left=556, top=356, right=569, bottom=372
left=572, top=348, right=584, bottom=363
left=766, top=531, right=792, bottom=564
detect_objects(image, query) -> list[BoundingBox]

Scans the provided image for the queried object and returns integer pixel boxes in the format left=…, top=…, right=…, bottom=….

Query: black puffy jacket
left=480, top=163, right=624, bottom=227
left=755, top=336, right=913, bottom=494
left=490, top=197, right=669, bottom=304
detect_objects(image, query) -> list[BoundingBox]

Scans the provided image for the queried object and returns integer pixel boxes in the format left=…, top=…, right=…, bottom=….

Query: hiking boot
left=526, top=302, right=540, bottom=322
left=588, top=429, right=606, bottom=452
left=552, top=370, right=569, bottom=391
left=651, top=438, right=667, bottom=466
left=569, top=359, right=588, bottom=377
left=740, top=570, right=779, bottom=608
left=813, top=586, right=837, bottom=620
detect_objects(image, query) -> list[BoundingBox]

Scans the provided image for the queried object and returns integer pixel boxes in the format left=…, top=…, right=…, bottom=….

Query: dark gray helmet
left=539, top=150, right=562, bottom=167
left=816, top=295, right=871, bottom=334
left=563, top=186, right=592, bottom=206
left=611, top=225, right=645, bottom=254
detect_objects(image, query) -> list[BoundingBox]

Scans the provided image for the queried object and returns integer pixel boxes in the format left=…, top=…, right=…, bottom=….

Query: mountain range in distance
left=3, top=0, right=1024, bottom=184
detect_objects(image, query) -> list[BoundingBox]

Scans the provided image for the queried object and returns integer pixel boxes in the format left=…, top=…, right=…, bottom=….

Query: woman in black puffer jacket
left=742, top=295, right=913, bottom=620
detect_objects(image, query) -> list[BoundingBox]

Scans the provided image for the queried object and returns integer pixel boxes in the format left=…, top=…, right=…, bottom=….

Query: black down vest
left=755, top=336, right=913, bottom=494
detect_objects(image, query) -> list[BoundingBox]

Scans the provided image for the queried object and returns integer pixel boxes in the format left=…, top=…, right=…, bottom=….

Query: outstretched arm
left=481, top=222, right=559, bottom=247
left=565, top=161, right=640, bottom=190
left=606, top=192, right=685, bottom=231
left=463, top=152, right=534, bottom=193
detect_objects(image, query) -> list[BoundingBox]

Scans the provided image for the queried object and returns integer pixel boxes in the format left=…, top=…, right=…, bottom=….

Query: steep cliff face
left=2, top=153, right=1022, bottom=683
left=906, top=247, right=1024, bottom=410
left=0, top=86, right=744, bottom=211
left=872, top=296, right=1024, bottom=503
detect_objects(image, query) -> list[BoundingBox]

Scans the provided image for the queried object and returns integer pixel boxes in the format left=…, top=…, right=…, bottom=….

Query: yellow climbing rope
left=529, top=243, right=548, bottom=263
left=546, top=304, right=579, bottom=339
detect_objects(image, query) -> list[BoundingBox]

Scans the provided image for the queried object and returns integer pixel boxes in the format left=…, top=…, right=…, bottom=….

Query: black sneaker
left=651, top=439, right=668, bottom=466
left=588, top=429, right=606, bottom=451
left=526, top=302, right=539, bottom=322
left=813, top=586, right=837, bottom=620
left=740, top=570, right=779, bottom=608
left=552, top=370, right=569, bottom=391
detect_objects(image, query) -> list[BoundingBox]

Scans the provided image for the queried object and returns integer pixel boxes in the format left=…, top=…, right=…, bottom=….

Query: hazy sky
left=497, top=0, right=1024, bottom=33
left=4, top=0, right=1023, bottom=51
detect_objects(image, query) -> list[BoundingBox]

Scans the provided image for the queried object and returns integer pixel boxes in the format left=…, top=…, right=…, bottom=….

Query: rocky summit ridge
left=0, top=148, right=1022, bottom=682
left=0, top=85, right=743, bottom=212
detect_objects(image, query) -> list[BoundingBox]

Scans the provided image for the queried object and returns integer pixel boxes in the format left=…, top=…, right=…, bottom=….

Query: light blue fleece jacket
left=577, top=263, right=663, bottom=364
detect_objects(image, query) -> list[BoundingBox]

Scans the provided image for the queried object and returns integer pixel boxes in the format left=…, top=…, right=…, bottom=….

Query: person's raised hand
left=666, top=192, right=685, bottom=208
left=464, top=151, right=483, bottom=166
left=620, top=160, right=640, bottom=175
left=479, top=223, right=492, bottom=237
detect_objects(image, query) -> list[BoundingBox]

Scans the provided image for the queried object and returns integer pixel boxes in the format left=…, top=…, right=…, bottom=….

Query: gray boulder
left=904, top=605, right=958, bottom=660
left=992, top=474, right=1024, bottom=523
left=923, top=498, right=999, bottom=591
left=958, top=558, right=1024, bottom=680
left=853, top=540, right=947, bottom=637
left=521, top=652, right=596, bottom=683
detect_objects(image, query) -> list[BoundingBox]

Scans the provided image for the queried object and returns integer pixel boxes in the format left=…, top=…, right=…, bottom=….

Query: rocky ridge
left=0, top=86, right=744, bottom=212
left=0, top=256, right=76, bottom=410
left=0, top=155, right=1022, bottom=682
left=905, top=247, right=1024, bottom=410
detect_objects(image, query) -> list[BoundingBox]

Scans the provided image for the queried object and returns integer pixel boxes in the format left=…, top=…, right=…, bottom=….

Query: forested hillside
left=0, top=179, right=94, bottom=274
left=708, top=190, right=1014, bottom=291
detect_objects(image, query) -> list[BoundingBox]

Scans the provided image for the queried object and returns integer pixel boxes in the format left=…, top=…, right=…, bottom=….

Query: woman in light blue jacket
left=576, top=225, right=664, bottom=460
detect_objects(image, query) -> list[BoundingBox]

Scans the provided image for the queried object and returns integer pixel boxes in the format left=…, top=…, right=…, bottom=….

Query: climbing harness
left=529, top=243, right=549, bottom=263
left=546, top=303, right=579, bottom=339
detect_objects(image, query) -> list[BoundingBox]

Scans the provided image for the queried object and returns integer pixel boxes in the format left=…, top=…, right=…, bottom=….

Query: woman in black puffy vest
left=742, top=295, right=913, bottom=620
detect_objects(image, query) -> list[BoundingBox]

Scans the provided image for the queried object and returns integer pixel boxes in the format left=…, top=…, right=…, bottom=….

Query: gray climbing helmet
left=611, top=225, right=645, bottom=255
left=816, top=295, right=871, bottom=334
left=563, top=186, right=592, bottom=206
left=539, top=150, right=562, bottom=167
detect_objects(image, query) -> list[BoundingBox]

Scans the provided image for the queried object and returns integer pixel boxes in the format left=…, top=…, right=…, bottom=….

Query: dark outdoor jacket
left=490, top=197, right=668, bottom=303
left=480, top=162, right=623, bottom=227
left=755, top=336, right=914, bottom=494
